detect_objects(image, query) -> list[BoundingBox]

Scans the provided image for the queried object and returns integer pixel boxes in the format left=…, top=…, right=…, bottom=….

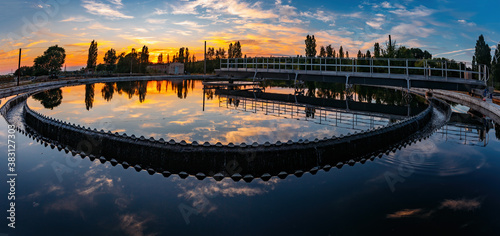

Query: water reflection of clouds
left=177, top=179, right=273, bottom=216
left=29, top=159, right=158, bottom=235
left=140, top=123, right=163, bottom=128
left=119, top=213, right=156, bottom=236
left=28, top=80, right=394, bottom=144
left=387, top=197, right=482, bottom=219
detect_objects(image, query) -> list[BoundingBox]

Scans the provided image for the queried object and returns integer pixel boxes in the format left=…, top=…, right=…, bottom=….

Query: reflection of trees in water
left=101, top=82, right=114, bottom=102
left=115, top=81, right=148, bottom=102
left=205, top=89, right=214, bottom=100
left=32, top=88, right=63, bottom=110
left=301, top=81, right=422, bottom=106
left=138, top=81, right=147, bottom=103
left=85, top=84, right=95, bottom=110
left=306, top=82, right=316, bottom=97
left=156, top=80, right=162, bottom=92
left=170, top=80, right=193, bottom=99
left=99, top=80, right=196, bottom=103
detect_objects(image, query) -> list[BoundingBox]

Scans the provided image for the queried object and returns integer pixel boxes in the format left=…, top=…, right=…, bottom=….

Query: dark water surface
left=1, top=79, right=500, bottom=235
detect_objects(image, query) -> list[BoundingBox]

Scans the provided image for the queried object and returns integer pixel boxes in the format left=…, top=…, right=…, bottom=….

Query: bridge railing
left=220, top=57, right=489, bottom=82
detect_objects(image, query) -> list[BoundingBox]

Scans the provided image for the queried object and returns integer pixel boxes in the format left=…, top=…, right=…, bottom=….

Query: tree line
left=305, top=34, right=432, bottom=60
left=304, top=34, right=500, bottom=87
left=14, top=35, right=499, bottom=87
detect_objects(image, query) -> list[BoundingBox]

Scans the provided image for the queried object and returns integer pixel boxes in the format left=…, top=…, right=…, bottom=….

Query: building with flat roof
left=147, top=63, right=184, bottom=75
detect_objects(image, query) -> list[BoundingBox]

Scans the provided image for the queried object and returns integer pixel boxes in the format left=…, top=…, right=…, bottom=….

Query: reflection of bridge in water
left=216, top=93, right=389, bottom=131
left=437, top=112, right=493, bottom=147
left=212, top=88, right=427, bottom=117
left=216, top=57, right=488, bottom=92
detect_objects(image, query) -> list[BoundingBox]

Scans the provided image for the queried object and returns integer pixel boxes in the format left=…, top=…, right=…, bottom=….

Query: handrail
left=219, top=57, right=489, bottom=82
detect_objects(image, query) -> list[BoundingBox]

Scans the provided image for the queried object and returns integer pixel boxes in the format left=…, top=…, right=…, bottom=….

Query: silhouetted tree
left=473, top=35, right=492, bottom=69
left=157, top=53, right=163, bottom=64
left=185, top=47, right=190, bottom=64
left=319, top=46, right=326, bottom=57
left=15, top=66, right=34, bottom=76
left=103, top=48, right=117, bottom=71
left=326, top=45, right=333, bottom=57
left=87, top=40, right=98, bottom=69
left=228, top=43, right=234, bottom=58
left=116, top=49, right=139, bottom=73
left=233, top=41, right=242, bottom=58
left=385, top=35, right=397, bottom=58
left=305, top=35, right=317, bottom=57
left=374, top=42, right=381, bottom=58
left=366, top=50, right=371, bottom=58
left=216, top=48, right=226, bottom=59
left=140, top=45, right=149, bottom=73
left=357, top=50, right=363, bottom=58
left=338, top=46, right=344, bottom=58
left=33, top=45, right=66, bottom=75
left=207, top=47, right=215, bottom=60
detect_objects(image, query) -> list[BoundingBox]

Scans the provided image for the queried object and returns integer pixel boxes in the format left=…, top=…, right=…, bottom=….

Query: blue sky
left=0, top=0, right=499, bottom=74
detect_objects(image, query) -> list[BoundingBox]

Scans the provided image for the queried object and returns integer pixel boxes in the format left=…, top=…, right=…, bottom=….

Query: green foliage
left=304, top=35, right=317, bottom=57
left=116, top=49, right=139, bottom=73
left=473, top=35, right=492, bottom=68
left=15, top=66, right=34, bottom=76
left=87, top=40, right=98, bottom=69
left=33, top=45, right=66, bottom=75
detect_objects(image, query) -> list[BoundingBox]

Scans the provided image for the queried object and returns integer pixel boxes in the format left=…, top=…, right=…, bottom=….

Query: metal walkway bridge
left=215, top=57, right=488, bottom=92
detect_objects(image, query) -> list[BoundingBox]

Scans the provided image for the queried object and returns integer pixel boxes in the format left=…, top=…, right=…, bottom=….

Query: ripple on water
left=376, top=108, right=488, bottom=177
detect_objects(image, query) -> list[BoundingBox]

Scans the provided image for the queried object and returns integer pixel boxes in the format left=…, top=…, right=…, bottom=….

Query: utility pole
left=204, top=41, right=206, bottom=75
left=17, top=48, right=21, bottom=86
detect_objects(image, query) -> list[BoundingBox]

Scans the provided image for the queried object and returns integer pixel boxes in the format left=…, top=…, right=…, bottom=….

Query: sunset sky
left=0, top=0, right=499, bottom=74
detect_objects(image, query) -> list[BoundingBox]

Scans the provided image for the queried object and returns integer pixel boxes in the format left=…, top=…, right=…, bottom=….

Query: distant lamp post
left=17, top=48, right=21, bottom=86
